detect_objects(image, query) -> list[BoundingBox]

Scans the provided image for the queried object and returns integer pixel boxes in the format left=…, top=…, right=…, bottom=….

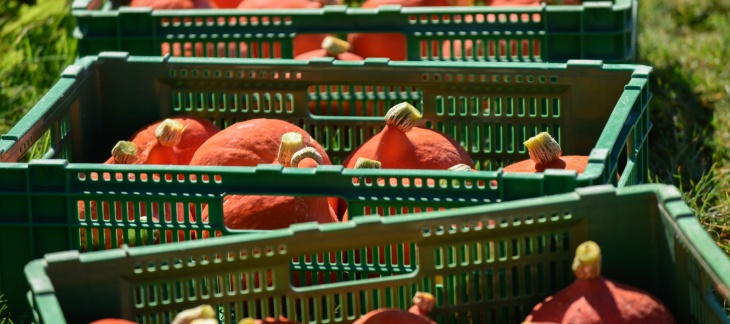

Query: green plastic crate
left=0, top=52, right=651, bottom=320
left=72, top=0, right=638, bottom=63
left=23, top=184, right=730, bottom=323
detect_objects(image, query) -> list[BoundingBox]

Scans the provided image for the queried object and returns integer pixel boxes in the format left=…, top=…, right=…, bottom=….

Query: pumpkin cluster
left=96, top=100, right=588, bottom=236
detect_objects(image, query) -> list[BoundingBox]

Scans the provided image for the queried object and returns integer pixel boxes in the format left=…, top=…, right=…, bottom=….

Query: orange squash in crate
left=237, top=0, right=334, bottom=57
left=523, top=241, right=676, bottom=324
left=336, top=101, right=474, bottom=219
left=342, top=102, right=474, bottom=170
left=348, top=0, right=456, bottom=61
left=105, top=117, right=220, bottom=165
left=189, top=122, right=338, bottom=231
left=79, top=117, right=219, bottom=251
left=130, top=0, right=211, bottom=9
left=502, top=131, right=588, bottom=173
left=354, top=292, right=437, bottom=324
left=299, top=37, right=366, bottom=117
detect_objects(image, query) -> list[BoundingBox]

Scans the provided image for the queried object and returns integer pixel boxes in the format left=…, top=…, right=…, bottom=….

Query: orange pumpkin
left=208, top=0, right=242, bottom=7
left=105, top=117, right=220, bottom=165
left=354, top=292, right=437, bottom=324
left=337, top=102, right=473, bottom=222
left=237, top=0, right=333, bottom=57
left=130, top=0, right=211, bottom=9
left=239, top=316, right=300, bottom=324
left=171, top=305, right=217, bottom=324
left=89, top=319, right=138, bottom=324
left=348, top=0, right=455, bottom=61
left=192, top=130, right=337, bottom=289
left=502, top=131, right=588, bottom=173
left=524, top=241, right=676, bottom=324
left=294, top=36, right=364, bottom=61
left=299, top=36, right=366, bottom=124
left=342, top=102, right=474, bottom=170
left=190, top=125, right=337, bottom=230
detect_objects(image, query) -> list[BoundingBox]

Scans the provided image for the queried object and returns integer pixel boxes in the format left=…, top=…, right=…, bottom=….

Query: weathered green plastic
left=24, top=184, right=730, bottom=323
left=71, top=0, right=638, bottom=63
left=0, top=53, right=651, bottom=320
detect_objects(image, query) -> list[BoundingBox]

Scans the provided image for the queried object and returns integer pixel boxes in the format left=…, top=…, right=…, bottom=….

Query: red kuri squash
left=354, top=292, right=437, bottom=324
left=236, top=0, right=333, bottom=57
left=348, top=0, right=455, bottom=61
left=502, top=131, right=588, bottom=173
left=191, top=126, right=337, bottom=230
left=524, top=241, right=676, bottom=324
left=105, top=117, right=220, bottom=165
left=342, top=102, right=474, bottom=170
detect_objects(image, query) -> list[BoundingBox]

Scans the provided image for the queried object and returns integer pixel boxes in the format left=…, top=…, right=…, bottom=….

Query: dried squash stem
left=277, top=132, right=305, bottom=167
left=111, top=141, right=138, bottom=164
left=524, top=132, right=562, bottom=165
left=448, top=163, right=473, bottom=172
left=572, top=240, right=602, bottom=280
left=384, top=102, right=422, bottom=132
left=354, top=157, right=382, bottom=169
left=171, top=304, right=216, bottom=324
left=155, top=118, right=186, bottom=147
left=291, top=147, right=323, bottom=167
left=322, top=36, right=350, bottom=56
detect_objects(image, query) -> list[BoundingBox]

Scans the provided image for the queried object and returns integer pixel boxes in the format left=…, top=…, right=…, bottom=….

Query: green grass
left=1, top=0, right=730, bottom=320
left=638, top=0, right=730, bottom=254
left=0, top=295, right=13, bottom=324
left=0, top=0, right=77, bottom=137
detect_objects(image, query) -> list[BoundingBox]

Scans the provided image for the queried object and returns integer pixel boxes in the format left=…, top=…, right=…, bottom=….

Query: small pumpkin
left=354, top=292, right=437, bottom=324
left=89, top=320, right=138, bottom=324
left=194, top=133, right=337, bottom=289
left=502, top=131, right=588, bottom=173
left=338, top=103, right=473, bottom=221
left=524, top=241, right=676, bottom=324
left=130, top=0, right=210, bottom=9
left=294, top=36, right=364, bottom=61
left=171, top=305, right=217, bottom=324
left=105, top=117, right=220, bottom=165
left=300, top=37, right=366, bottom=118
left=342, top=102, right=474, bottom=170
left=79, top=140, right=191, bottom=252
left=348, top=0, right=455, bottom=61
left=80, top=116, right=218, bottom=250
left=189, top=118, right=330, bottom=167
left=208, top=0, right=242, bottom=7
left=236, top=0, right=332, bottom=57
left=192, top=129, right=337, bottom=230
left=238, top=316, right=300, bottom=324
